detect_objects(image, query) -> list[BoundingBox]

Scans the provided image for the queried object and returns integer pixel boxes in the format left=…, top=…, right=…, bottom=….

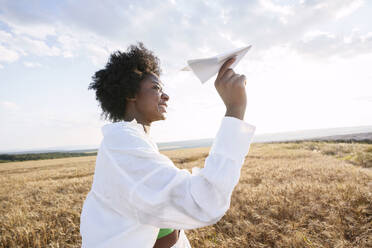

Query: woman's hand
left=214, top=57, right=247, bottom=120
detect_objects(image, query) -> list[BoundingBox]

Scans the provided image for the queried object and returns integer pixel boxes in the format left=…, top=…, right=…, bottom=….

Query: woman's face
left=134, top=72, right=169, bottom=123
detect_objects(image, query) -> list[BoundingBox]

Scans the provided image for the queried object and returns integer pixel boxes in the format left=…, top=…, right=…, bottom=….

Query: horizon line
left=1, top=124, right=372, bottom=154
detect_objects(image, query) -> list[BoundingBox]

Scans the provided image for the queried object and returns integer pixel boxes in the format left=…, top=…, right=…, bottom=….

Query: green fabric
left=157, top=228, right=174, bottom=239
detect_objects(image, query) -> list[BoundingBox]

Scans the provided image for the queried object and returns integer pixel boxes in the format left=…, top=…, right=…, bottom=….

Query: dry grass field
left=0, top=141, right=371, bottom=247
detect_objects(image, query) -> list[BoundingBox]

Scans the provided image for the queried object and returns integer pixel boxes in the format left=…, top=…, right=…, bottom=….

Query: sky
left=1, top=0, right=372, bottom=152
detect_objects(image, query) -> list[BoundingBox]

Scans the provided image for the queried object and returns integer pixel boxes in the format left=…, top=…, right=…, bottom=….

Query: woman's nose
left=161, top=92, right=169, bottom=101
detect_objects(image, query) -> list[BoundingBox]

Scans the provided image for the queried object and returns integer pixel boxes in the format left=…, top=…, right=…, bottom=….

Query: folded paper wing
left=181, top=45, right=252, bottom=84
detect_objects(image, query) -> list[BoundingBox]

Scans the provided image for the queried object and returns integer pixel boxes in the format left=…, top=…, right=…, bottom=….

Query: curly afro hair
left=88, top=42, right=162, bottom=122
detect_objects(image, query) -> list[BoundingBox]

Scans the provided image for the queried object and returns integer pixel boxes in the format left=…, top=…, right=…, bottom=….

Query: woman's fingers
left=239, top=75, right=247, bottom=86
left=214, top=57, right=247, bottom=120
left=223, top=69, right=235, bottom=81
left=229, top=73, right=241, bottom=83
left=216, top=57, right=236, bottom=81
left=229, top=74, right=246, bottom=86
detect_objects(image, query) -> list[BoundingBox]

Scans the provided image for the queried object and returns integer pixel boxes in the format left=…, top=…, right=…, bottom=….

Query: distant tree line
left=0, top=152, right=97, bottom=163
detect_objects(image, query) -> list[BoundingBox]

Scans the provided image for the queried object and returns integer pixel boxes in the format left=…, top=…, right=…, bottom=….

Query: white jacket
left=80, top=116, right=256, bottom=247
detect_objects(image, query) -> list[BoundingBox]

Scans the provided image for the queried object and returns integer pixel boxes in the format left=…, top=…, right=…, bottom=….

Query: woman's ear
left=126, top=93, right=137, bottom=102
left=126, top=97, right=136, bottom=102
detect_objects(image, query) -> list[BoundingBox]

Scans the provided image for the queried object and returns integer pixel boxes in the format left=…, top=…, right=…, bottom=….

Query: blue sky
left=1, top=0, right=372, bottom=152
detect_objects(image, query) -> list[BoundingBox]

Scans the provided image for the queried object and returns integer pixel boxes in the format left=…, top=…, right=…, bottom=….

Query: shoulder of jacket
left=102, top=122, right=155, bottom=152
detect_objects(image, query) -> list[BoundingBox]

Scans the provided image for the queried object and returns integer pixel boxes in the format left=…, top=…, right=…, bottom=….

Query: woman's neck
left=123, top=115, right=151, bottom=135
left=141, top=123, right=151, bottom=134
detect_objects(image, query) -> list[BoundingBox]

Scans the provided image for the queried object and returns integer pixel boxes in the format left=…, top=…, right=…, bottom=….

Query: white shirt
left=80, top=116, right=256, bottom=248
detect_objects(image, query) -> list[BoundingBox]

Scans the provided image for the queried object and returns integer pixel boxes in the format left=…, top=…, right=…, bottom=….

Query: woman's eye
left=153, top=85, right=162, bottom=91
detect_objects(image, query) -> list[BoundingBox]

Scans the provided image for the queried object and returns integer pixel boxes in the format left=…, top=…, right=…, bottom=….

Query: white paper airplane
left=181, top=45, right=252, bottom=84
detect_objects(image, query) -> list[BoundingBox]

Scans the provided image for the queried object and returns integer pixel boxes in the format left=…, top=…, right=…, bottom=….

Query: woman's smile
left=159, top=103, right=167, bottom=112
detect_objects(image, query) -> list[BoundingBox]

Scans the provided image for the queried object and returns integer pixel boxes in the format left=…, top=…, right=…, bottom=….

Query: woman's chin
left=153, top=113, right=167, bottom=122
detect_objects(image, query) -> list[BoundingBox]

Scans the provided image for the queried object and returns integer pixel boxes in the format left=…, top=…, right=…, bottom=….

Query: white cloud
left=313, top=2, right=329, bottom=10
left=361, top=32, right=372, bottom=42
left=23, top=61, right=42, bottom=68
left=0, top=0, right=371, bottom=150
left=353, top=96, right=372, bottom=102
left=259, top=0, right=293, bottom=16
left=334, top=0, right=364, bottom=19
left=86, top=45, right=109, bottom=66
left=0, top=30, right=12, bottom=40
left=6, top=21, right=56, bottom=40
left=1, top=33, right=61, bottom=59
left=0, top=45, right=19, bottom=62
left=0, top=2, right=56, bottom=40
left=297, top=29, right=372, bottom=58
left=0, top=3, right=120, bottom=64
left=0, top=101, right=20, bottom=111
left=303, top=30, right=336, bottom=41
left=219, top=32, right=247, bottom=48
left=13, top=36, right=61, bottom=56
left=0, top=0, right=370, bottom=66
left=57, top=34, right=79, bottom=58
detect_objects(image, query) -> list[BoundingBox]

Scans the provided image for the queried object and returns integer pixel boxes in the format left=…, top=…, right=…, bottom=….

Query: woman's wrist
left=225, top=107, right=245, bottom=120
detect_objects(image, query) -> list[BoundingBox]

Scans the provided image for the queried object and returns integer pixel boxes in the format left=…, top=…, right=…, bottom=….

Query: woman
left=80, top=42, right=256, bottom=247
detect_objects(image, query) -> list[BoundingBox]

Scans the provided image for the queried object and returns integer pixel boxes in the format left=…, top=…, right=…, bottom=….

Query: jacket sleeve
left=98, top=116, right=255, bottom=230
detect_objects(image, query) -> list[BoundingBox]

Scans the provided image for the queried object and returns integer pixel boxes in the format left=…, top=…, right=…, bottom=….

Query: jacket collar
left=124, top=118, right=146, bottom=134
